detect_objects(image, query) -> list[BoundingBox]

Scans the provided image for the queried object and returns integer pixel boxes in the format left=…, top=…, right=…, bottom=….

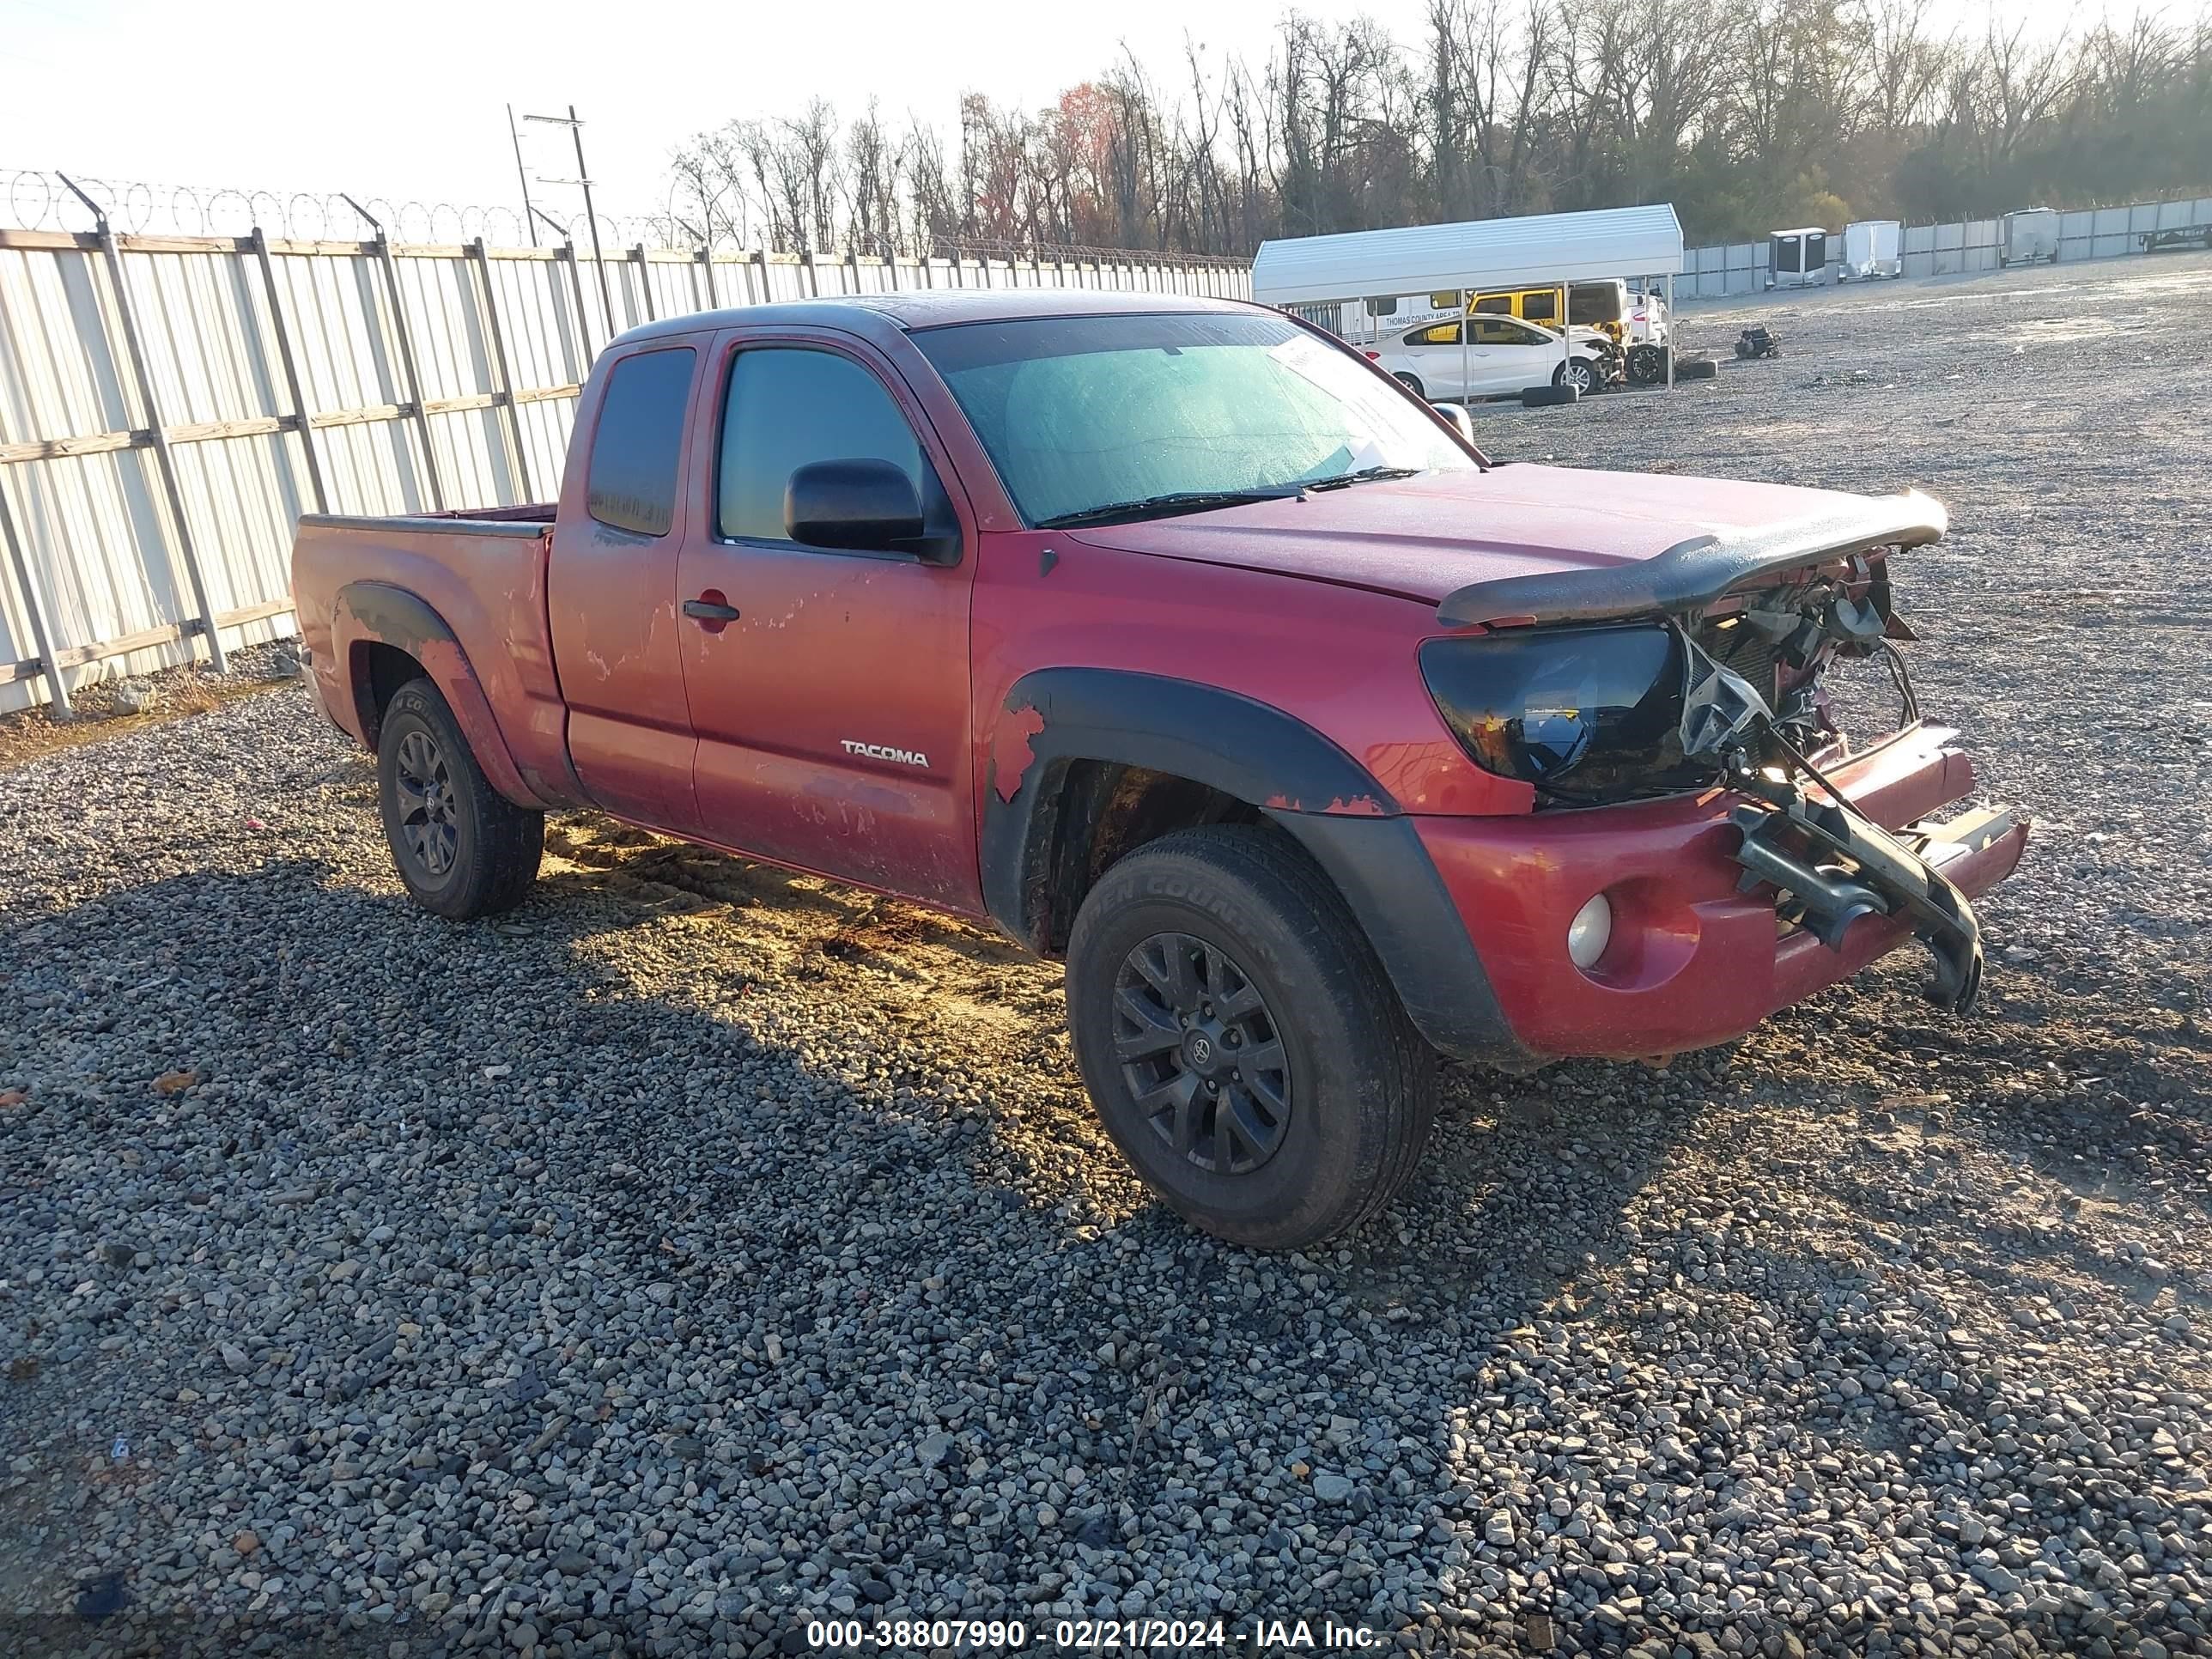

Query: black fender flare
left=980, top=667, right=1524, bottom=1066
left=331, top=581, right=545, bottom=808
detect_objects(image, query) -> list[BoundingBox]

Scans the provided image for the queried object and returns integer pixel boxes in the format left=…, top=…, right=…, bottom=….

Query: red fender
left=330, top=581, right=553, bottom=811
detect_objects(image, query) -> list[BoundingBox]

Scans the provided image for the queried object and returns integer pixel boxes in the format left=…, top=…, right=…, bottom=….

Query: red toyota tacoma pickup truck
left=291, top=290, right=2026, bottom=1249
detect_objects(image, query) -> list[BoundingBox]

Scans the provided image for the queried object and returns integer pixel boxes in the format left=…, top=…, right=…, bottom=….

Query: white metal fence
left=1677, top=191, right=2212, bottom=298
left=0, top=227, right=1250, bottom=714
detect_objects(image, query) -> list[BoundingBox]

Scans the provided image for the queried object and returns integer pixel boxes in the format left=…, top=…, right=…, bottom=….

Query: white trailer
left=2000, top=209, right=2060, bottom=267
left=1766, top=227, right=1830, bottom=289
left=1838, top=220, right=1903, bottom=280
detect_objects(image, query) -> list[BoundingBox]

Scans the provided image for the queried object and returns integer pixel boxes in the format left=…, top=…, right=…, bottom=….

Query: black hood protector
left=1436, top=489, right=1947, bottom=629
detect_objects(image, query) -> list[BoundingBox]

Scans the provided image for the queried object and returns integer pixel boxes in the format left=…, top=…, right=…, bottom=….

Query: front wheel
left=1065, top=826, right=1437, bottom=1249
left=1554, top=357, right=1603, bottom=398
left=376, top=678, right=544, bottom=919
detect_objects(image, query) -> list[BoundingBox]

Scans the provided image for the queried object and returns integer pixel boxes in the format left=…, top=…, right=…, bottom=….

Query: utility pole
left=522, top=105, right=617, bottom=338
left=507, top=104, right=539, bottom=247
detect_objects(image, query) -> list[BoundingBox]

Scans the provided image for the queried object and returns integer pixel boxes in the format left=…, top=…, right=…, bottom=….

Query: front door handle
left=683, top=592, right=741, bottom=630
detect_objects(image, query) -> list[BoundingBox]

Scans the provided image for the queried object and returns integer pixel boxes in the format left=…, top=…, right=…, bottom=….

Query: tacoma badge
left=842, top=740, right=931, bottom=768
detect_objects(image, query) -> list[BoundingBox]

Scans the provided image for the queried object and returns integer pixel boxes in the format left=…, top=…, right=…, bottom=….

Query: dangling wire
left=1879, top=639, right=1921, bottom=727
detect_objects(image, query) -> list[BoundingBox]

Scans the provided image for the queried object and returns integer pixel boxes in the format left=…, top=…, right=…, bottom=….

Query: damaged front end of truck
left=1425, top=489, right=2022, bottom=1013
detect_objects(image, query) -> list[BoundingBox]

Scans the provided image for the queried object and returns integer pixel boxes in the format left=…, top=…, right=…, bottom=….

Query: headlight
left=1419, top=624, right=1714, bottom=800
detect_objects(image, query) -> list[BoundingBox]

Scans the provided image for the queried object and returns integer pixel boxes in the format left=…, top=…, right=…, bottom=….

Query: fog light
left=1567, top=893, right=1613, bottom=969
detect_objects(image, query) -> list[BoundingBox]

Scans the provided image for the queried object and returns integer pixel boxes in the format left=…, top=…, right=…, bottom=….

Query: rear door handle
left=683, top=595, right=741, bottom=623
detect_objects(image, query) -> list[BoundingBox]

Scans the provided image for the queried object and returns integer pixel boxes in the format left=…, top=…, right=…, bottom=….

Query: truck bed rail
left=298, top=510, right=551, bottom=539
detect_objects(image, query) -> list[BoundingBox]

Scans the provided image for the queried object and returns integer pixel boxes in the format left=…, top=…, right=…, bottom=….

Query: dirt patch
left=0, top=643, right=303, bottom=772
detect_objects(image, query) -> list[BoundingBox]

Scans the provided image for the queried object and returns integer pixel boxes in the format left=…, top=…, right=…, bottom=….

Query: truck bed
left=290, top=505, right=574, bottom=808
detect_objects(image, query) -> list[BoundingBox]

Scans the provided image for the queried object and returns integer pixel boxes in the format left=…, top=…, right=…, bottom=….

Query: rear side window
left=586, top=347, right=696, bottom=536
left=1470, top=317, right=1540, bottom=346
left=717, top=348, right=931, bottom=544
left=1408, top=323, right=1460, bottom=346
left=1522, top=290, right=1557, bottom=323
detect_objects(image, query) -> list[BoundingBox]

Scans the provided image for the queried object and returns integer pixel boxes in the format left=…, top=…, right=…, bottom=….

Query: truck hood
left=1064, top=465, right=1943, bottom=621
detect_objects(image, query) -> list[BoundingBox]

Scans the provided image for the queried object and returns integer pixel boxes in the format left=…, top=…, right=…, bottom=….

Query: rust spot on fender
left=1264, top=792, right=1388, bottom=816
left=992, top=704, right=1048, bottom=803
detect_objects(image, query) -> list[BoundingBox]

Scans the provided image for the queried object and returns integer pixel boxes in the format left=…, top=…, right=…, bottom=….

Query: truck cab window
left=718, top=348, right=937, bottom=544
left=585, top=347, right=697, bottom=537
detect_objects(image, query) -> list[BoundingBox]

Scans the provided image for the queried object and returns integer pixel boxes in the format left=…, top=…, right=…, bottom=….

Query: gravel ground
left=3, top=252, right=2209, bottom=1659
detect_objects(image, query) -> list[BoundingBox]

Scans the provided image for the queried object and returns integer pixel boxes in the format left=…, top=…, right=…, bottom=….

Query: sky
left=0, top=0, right=2125, bottom=229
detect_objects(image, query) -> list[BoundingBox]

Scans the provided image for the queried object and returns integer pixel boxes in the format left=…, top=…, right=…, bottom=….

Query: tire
left=1554, top=357, right=1602, bottom=398
left=1392, top=372, right=1425, bottom=398
left=1065, top=825, right=1437, bottom=1250
left=1626, top=343, right=1667, bottom=386
left=1678, top=356, right=1720, bottom=380
left=1522, top=382, right=1577, bottom=407
left=376, top=677, right=544, bottom=920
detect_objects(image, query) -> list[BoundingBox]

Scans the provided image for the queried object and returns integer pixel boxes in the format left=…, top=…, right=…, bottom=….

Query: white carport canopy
left=1251, top=203, right=1686, bottom=397
left=1249, top=203, right=1684, bottom=308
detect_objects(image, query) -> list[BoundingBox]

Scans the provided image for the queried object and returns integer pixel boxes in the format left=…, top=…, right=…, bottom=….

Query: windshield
left=912, top=311, right=1474, bottom=527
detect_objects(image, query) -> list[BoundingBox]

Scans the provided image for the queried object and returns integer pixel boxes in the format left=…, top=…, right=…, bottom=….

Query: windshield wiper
left=1302, top=465, right=1423, bottom=491
left=1034, top=485, right=1309, bottom=529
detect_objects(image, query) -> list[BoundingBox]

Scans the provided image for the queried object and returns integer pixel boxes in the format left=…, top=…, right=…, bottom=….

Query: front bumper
left=1413, top=723, right=2029, bottom=1060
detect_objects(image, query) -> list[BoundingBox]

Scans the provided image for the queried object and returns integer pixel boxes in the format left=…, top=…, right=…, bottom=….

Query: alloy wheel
left=1112, top=932, right=1292, bottom=1175
left=392, top=727, right=459, bottom=879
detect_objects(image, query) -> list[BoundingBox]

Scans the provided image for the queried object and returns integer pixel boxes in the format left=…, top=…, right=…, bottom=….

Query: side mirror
left=785, top=458, right=955, bottom=562
left=1431, top=401, right=1475, bottom=442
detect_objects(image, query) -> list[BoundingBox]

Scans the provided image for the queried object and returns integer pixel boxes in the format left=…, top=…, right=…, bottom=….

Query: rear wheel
left=1626, top=343, right=1668, bottom=386
left=1392, top=371, right=1425, bottom=398
left=376, top=678, right=543, bottom=919
left=1066, top=826, right=1437, bottom=1249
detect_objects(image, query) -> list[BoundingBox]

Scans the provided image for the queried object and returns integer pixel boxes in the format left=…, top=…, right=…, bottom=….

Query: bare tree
left=1861, top=0, right=1953, bottom=134
left=660, top=4, right=2207, bottom=259
left=1968, top=15, right=2080, bottom=168
left=900, top=118, right=958, bottom=254
left=845, top=101, right=900, bottom=254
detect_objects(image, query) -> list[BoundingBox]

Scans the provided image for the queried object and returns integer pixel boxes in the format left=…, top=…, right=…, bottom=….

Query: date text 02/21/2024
left=802, top=1616, right=1384, bottom=1650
